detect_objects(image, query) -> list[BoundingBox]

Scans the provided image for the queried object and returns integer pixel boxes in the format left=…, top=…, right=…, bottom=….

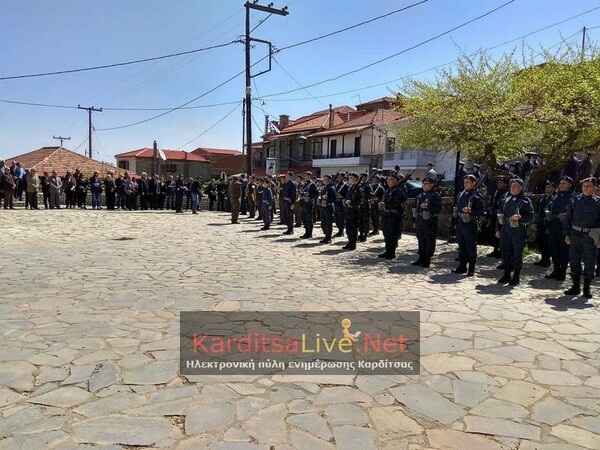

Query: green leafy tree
left=514, top=42, right=600, bottom=172
left=393, top=50, right=532, bottom=170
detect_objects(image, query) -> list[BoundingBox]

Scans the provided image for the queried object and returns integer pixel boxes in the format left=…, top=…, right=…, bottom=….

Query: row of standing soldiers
left=243, top=171, right=600, bottom=301
left=250, top=171, right=443, bottom=269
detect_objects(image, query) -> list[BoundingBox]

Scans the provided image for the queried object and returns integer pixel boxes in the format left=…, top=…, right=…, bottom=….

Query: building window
left=163, top=164, right=177, bottom=173
left=354, top=136, right=361, bottom=157
left=330, top=139, right=337, bottom=157
left=118, top=160, right=129, bottom=170
left=387, top=137, right=396, bottom=153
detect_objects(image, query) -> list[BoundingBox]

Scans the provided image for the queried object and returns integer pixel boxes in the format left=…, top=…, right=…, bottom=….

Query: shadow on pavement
left=545, top=296, right=595, bottom=311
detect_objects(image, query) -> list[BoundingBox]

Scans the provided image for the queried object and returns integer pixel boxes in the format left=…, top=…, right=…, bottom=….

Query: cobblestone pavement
left=0, top=208, right=599, bottom=450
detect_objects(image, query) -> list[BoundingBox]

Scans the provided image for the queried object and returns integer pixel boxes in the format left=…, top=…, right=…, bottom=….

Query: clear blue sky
left=1, top=0, right=599, bottom=163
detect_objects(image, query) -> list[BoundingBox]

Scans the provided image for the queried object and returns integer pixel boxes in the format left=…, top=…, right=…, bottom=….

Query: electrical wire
left=272, top=56, right=327, bottom=107
left=96, top=70, right=245, bottom=131
left=262, top=0, right=517, bottom=98
left=0, top=42, right=238, bottom=81
left=176, top=101, right=242, bottom=149
left=276, top=0, right=429, bottom=53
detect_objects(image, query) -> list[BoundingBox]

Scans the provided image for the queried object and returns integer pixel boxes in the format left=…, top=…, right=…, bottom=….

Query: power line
left=0, top=41, right=238, bottom=81
left=176, top=102, right=242, bottom=150
left=276, top=0, right=429, bottom=53
left=272, top=56, right=327, bottom=107
left=262, top=0, right=517, bottom=98
left=96, top=70, right=245, bottom=131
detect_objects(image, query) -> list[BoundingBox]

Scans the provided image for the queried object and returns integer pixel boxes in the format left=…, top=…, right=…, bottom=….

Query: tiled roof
left=191, top=147, right=241, bottom=156
left=5, top=147, right=123, bottom=177
left=309, top=109, right=404, bottom=138
left=115, top=148, right=208, bottom=162
left=356, top=97, right=395, bottom=107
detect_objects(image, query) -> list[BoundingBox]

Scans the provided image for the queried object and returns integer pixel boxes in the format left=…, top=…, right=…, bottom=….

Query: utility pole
left=244, top=1, right=289, bottom=176
left=581, top=26, right=587, bottom=62
left=242, top=97, right=246, bottom=173
left=78, top=105, right=103, bottom=159
left=52, top=135, right=71, bottom=147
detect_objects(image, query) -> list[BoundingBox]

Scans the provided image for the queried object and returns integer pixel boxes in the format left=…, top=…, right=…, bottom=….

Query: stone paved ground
left=0, top=208, right=599, bottom=450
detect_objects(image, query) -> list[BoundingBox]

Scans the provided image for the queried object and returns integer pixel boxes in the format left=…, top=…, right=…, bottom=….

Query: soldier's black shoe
left=320, top=238, right=332, bottom=244
left=342, top=243, right=356, bottom=250
left=509, top=269, right=521, bottom=286
left=545, top=271, right=557, bottom=279
left=358, top=236, right=367, bottom=242
left=583, top=278, right=593, bottom=299
left=466, top=263, right=475, bottom=277
left=555, top=269, right=567, bottom=281
left=497, top=270, right=512, bottom=283
left=369, top=230, right=379, bottom=236
left=421, top=260, right=431, bottom=268
left=260, top=226, right=269, bottom=230
left=300, top=234, right=311, bottom=239
left=452, top=266, right=467, bottom=274
left=564, top=276, right=581, bottom=295
left=496, top=263, right=505, bottom=270
left=378, top=252, right=389, bottom=258
left=487, top=250, right=500, bottom=258
left=411, top=260, right=423, bottom=266
left=294, top=223, right=302, bottom=228
left=335, top=231, right=344, bottom=237
left=282, top=230, right=293, bottom=235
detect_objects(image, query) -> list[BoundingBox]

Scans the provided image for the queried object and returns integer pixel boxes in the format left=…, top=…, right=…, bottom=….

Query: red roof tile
left=309, top=109, right=404, bottom=138
left=191, top=147, right=242, bottom=156
left=115, top=148, right=208, bottom=162
left=5, top=147, right=124, bottom=177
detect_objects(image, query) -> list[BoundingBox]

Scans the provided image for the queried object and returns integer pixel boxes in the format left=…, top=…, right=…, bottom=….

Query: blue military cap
left=581, top=177, right=597, bottom=186
left=559, top=175, right=574, bottom=184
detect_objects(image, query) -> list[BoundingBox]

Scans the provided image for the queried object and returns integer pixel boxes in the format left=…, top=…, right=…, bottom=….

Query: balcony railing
left=313, top=153, right=360, bottom=159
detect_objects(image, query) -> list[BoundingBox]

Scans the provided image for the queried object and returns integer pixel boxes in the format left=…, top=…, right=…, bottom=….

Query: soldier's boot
left=466, top=262, right=475, bottom=277
left=583, top=278, right=593, bottom=299
left=300, top=232, right=311, bottom=239
left=342, top=242, right=356, bottom=251
left=564, top=275, right=581, bottom=296
left=497, top=269, right=512, bottom=284
left=555, top=266, right=567, bottom=281
left=509, top=268, right=521, bottom=286
left=452, top=261, right=467, bottom=274
left=411, top=259, right=423, bottom=266
left=496, top=263, right=505, bottom=270
left=544, top=268, right=558, bottom=279
left=421, top=257, right=431, bottom=268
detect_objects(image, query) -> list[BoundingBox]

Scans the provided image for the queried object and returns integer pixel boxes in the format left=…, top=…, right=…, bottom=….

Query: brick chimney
left=328, top=104, right=334, bottom=128
left=279, top=115, right=289, bottom=129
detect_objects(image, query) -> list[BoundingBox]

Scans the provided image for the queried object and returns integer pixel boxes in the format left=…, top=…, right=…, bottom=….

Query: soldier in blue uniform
left=495, top=178, right=534, bottom=285
left=452, top=174, right=484, bottom=276
left=412, top=177, right=442, bottom=268
left=259, top=179, right=273, bottom=231
left=545, top=176, right=573, bottom=281
left=369, top=175, right=385, bottom=235
left=342, top=173, right=362, bottom=250
left=281, top=172, right=297, bottom=235
left=378, top=173, right=407, bottom=260
left=533, top=181, right=556, bottom=267
left=333, top=173, right=349, bottom=237
left=486, top=177, right=508, bottom=258
left=357, top=172, right=372, bottom=242
left=563, top=177, right=600, bottom=299
left=299, top=171, right=319, bottom=239
left=318, top=175, right=336, bottom=244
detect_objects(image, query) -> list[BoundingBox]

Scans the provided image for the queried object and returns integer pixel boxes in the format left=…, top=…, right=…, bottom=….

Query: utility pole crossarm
left=52, top=135, right=71, bottom=147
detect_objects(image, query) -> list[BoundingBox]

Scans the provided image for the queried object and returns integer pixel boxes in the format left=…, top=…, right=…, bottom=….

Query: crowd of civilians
left=0, top=160, right=211, bottom=214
